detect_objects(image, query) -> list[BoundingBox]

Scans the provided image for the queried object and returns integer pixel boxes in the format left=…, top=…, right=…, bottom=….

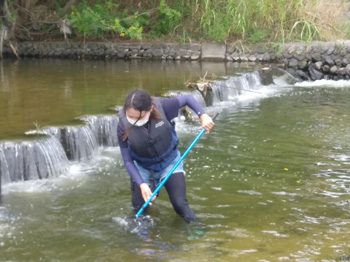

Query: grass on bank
left=3, top=0, right=350, bottom=44
left=178, top=0, right=350, bottom=43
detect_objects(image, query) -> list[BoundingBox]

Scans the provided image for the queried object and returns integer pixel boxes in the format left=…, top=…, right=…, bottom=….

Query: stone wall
left=4, top=40, right=350, bottom=80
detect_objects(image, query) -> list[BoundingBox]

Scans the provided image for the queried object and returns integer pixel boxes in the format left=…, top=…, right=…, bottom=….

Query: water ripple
left=261, top=230, right=289, bottom=238
left=237, top=190, right=262, bottom=195
left=272, top=191, right=298, bottom=197
left=320, top=190, right=347, bottom=198
left=0, top=207, right=17, bottom=248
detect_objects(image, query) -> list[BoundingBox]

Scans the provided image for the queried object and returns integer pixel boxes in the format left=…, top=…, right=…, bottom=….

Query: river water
left=0, top=59, right=350, bottom=261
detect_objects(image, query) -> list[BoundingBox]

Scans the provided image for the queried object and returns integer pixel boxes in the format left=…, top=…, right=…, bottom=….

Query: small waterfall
left=210, top=71, right=263, bottom=104
left=81, top=115, right=119, bottom=147
left=42, top=125, right=98, bottom=161
left=190, top=68, right=297, bottom=107
left=0, top=137, right=69, bottom=185
left=0, top=144, right=10, bottom=185
left=0, top=115, right=122, bottom=188
left=0, top=68, right=292, bottom=190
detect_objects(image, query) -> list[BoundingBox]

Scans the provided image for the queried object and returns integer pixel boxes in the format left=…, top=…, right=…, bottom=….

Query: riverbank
left=3, top=40, right=350, bottom=81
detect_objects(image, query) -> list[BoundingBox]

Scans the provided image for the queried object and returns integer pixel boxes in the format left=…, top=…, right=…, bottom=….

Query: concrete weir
left=0, top=68, right=294, bottom=187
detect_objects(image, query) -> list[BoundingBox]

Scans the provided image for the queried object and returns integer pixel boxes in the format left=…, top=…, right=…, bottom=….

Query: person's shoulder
left=117, top=118, right=125, bottom=131
left=160, top=97, right=179, bottom=107
left=160, top=96, right=179, bottom=103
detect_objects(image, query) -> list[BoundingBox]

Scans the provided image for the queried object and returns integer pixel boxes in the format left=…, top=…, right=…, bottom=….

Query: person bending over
left=117, top=89, right=214, bottom=223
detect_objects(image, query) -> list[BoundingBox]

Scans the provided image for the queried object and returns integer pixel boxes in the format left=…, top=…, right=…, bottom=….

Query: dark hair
left=122, top=89, right=162, bottom=141
left=123, top=89, right=153, bottom=112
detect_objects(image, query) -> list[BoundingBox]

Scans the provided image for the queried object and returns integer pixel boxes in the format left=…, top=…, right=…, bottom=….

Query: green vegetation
left=69, top=1, right=147, bottom=40
left=2, top=0, right=350, bottom=43
left=153, top=0, right=181, bottom=36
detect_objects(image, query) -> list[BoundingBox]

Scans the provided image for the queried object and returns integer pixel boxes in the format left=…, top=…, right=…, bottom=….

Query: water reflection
left=0, top=59, right=239, bottom=140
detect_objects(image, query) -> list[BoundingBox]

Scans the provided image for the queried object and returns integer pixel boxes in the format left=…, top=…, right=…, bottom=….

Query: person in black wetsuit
left=117, top=89, right=215, bottom=223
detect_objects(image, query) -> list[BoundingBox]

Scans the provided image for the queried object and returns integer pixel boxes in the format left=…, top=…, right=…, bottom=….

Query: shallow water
left=1, top=59, right=350, bottom=261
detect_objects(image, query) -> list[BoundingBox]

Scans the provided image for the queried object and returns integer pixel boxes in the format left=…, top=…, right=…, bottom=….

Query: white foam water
left=295, top=79, right=350, bottom=88
left=112, top=215, right=154, bottom=234
left=1, top=147, right=121, bottom=194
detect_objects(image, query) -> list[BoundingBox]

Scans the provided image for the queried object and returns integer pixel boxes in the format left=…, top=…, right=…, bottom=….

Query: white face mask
left=126, top=112, right=150, bottom=127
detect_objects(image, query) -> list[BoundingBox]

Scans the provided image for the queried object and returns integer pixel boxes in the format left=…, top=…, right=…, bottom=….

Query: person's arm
left=177, top=95, right=205, bottom=117
left=117, top=122, right=144, bottom=186
left=161, top=95, right=215, bottom=133
left=117, top=121, right=155, bottom=204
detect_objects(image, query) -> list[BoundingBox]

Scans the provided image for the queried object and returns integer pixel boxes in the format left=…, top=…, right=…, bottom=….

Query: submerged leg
left=165, top=172, right=197, bottom=223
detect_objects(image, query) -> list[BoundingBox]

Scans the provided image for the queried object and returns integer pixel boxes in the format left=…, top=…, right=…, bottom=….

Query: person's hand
left=200, top=113, right=215, bottom=134
left=140, top=183, right=156, bottom=205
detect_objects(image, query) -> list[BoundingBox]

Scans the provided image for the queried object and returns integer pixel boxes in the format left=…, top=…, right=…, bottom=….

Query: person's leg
left=164, top=172, right=197, bottom=223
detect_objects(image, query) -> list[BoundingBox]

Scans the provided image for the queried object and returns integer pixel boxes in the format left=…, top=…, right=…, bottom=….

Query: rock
left=262, top=52, right=271, bottom=62
left=167, top=48, right=176, bottom=57
left=322, top=64, right=330, bottom=72
left=259, top=68, right=273, bottom=85
left=346, top=64, right=350, bottom=74
left=117, top=50, right=127, bottom=58
left=294, top=53, right=305, bottom=61
left=248, top=55, right=256, bottom=62
left=314, top=61, right=323, bottom=70
left=309, top=67, right=323, bottom=80
left=283, top=52, right=293, bottom=59
left=311, top=52, right=322, bottom=62
left=201, top=43, right=226, bottom=61
left=296, top=69, right=310, bottom=80
left=187, top=81, right=213, bottom=106
left=179, top=48, right=190, bottom=58
left=262, top=67, right=298, bottom=85
left=143, top=49, right=152, bottom=58
left=326, top=45, right=335, bottom=55
left=324, top=55, right=334, bottom=66
left=298, top=60, right=308, bottom=69
left=338, top=67, right=346, bottom=75
left=330, top=65, right=338, bottom=74
left=231, top=52, right=240, bottom=61
left=256, top=54, right=264, bottom=62
left=152, top=48, right=163, bottom=58
left=335, top=58, right=342, bottom=67
left=240, top=55, right=248, bottom=62
left=191, top=51, right=201, bottom=60
left=286, top=67, right=297, bottom=77
left=270, top=52, right=277, bottom=61
left=105, top=49, right=113, bottom=55
left=289, top=58, right=299, bottom=68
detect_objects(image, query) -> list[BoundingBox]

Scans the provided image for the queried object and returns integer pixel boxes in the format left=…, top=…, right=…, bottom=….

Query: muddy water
left=1, top=59, right=350, bottom=261
left=1, top=59, right=230, bottom=140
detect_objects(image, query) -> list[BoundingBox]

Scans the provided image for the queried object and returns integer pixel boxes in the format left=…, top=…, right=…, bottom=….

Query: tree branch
left=62, top=0, right=77, bottom=13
